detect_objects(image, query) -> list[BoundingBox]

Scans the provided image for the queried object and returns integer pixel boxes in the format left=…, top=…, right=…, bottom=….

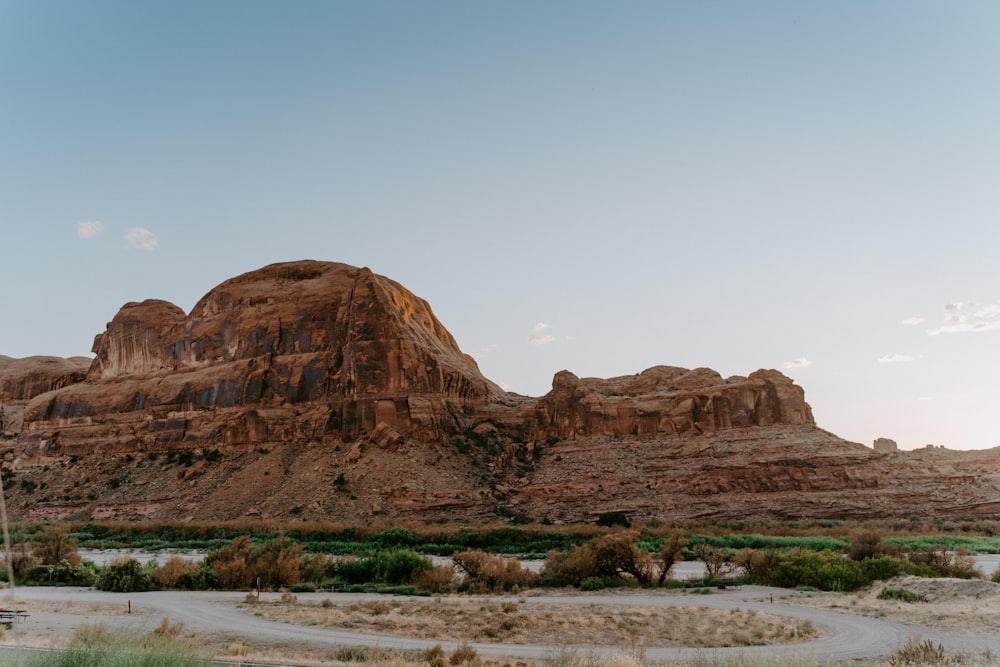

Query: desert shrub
left=250, top=533, right=303, bottom=588
left=328, top=550, right=432, bottom=586
left=289, top=582, right=317, bottom=592
left=993, top=565, right=1000, bottom=584
left=449, top=643, right=478, bottom=665
left=95, top=557, right=159, bottom=592
left=376, top=549, right=432, bottom=585
left=860, top=555, right=906, bottom=582
left=174, top=564, right=219, bottom=591
left=335, top=646, right=368, bottom=662
left=206, top=533, right=304, bottom=589
left=732, top=548, right=770, bottom=579
left=32, top=525, right=82, bottom=567
left=754, top=548, right=865, bottom=591
left=888, top=636, right=946, bottom=667
left=299, top=552, right=329, bottom=584
left=332, top=556, right=379, bottom=584
left=423, top=644, right=446, bottom=667
left=692, top=543, right=732, bottom=581
left=878, top=587, right=926, bottom=603
left=411, top=564, right=456, bottom=593
left=206, top=536, right=254, bottom=588
left=905, top=545, right=983, bottom=579
left=541, top=545, right=598, bottom=587
left=22, top=559, right=97, bottom=586
left=452, top=549, right=537, bottom=591
left=847, top=529, right=886, bottom=560
left=541, top=531, right=652, bottom=586
left=156, top=556, right=202, bottom=589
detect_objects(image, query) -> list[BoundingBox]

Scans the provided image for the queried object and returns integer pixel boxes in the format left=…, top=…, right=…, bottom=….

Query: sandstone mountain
left=2, top=260, right=998, bottom=523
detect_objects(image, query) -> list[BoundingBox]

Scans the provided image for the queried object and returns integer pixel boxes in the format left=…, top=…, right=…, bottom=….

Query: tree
left=692, top=543, right=731, bottom=581
left=33, top=525, right=81, bottom=567
left=656, top=534, right=687, bottom=586
left=847, top=530, right=885, bottom=561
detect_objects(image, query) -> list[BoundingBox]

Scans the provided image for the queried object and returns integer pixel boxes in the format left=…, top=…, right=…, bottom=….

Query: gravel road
left=7, top=585, right=1000, bottom=663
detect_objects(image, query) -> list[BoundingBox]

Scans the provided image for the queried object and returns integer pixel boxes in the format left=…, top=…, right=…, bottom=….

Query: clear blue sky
left=2, top=1, right=998, bottom=450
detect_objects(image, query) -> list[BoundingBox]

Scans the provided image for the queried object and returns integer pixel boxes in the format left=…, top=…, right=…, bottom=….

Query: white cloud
left=783, top=357, right=813, bottom=369
left=529, top=334, right=556, bottom=345
left=479, top=343, right=498, bottom=355
left=878, top=353, right=915, bottom=363
left=927, top=300, right=1000, bottom=335
left=974, top=303, right=1000, bottom=319
left=124, top=227, right=159, bottom=251
left=900, top=317, right=925, bottom=326
left=927, top=321, right=1000, bottom=335
left=77, top=221, right=105, bottom=239
left=532, top=322, right=551, bottom=332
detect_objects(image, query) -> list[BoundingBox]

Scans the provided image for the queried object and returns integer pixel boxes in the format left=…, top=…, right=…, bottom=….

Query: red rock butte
left=2, top=260, right=999, bottom=523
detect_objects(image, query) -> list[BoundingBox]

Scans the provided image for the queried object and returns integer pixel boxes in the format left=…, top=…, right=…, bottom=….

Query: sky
left=2, top=1, right=999, bottom=451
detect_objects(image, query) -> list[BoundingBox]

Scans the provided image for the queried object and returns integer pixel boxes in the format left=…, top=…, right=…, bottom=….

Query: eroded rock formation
left=0, top=355, right=90, bottom=437
left=3, top=259, right=999, bottom=524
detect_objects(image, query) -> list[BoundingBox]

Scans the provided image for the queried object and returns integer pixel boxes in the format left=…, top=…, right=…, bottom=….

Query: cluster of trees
left=5, top=525, right=996, bottom=595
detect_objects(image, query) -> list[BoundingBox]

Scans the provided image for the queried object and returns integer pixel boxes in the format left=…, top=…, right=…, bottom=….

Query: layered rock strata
left=3, top=259, right=998, bottom=524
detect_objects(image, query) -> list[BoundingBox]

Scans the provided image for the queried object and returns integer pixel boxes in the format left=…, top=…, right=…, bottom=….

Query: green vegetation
left=878, top=586, right=926, bottom=602
left=0, top=623, right=211, bottom=667
left=7, top=518, right=997, bottom=595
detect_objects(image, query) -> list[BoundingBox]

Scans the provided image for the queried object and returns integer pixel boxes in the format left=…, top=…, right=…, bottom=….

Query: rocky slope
left=2, top=260, right=998, bottom=523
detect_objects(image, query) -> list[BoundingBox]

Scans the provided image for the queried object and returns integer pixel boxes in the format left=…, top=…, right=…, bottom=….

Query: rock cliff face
left=4, top=259, right=999, bottom=524
left=19, top=261, right=504, bottom=455
left=525, top=366, right=813, bottom=440
left=0, top=355, right=90, bottom=437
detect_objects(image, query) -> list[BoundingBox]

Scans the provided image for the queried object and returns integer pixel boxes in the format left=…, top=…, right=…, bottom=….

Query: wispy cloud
left=529, top=334, right=557, bottom=346
left=878, top=352, right=915, bottom=363
left=900, top=316, right=925, bottom=326
left=479, top=343, right=498, bottom=355
left=532, top=322, right=551, bottom=332
left=77, top=221, right=105, bottom=239
left=124, top=227, right=159, bottom=251
left=783, top=357, right=813, bottom=369
left=927, top=300, right=1000, bottom=335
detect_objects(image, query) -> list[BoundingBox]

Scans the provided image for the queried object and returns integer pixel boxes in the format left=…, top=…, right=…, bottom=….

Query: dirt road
left=7, top=585, right=1000, bottom=663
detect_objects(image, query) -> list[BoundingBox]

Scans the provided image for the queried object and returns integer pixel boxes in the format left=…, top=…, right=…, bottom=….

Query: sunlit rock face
left=19, top=260, right=504, bottom=454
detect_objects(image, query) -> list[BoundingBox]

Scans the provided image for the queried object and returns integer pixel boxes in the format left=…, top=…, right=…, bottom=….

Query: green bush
left=878, top=587, right=926, bottom=602
left=328, top=550, right=432, bottom=586
left=22, top=560, right=97, bottom=587
left=94, top=559, right=159, bottom=592
left=755, top=549, right=864, bottom=591
left=860, top=556, right=906, bottom=582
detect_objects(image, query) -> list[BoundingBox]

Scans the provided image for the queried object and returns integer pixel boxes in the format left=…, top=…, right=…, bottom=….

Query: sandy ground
left=2, top=579, right=1000, bottom=665
left=790, top=574, right=1000, bottom=634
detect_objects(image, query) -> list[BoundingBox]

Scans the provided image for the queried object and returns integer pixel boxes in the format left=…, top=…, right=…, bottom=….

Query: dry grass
left=249, top=597, right=817, bottom=648
left=21, top=599, right=139, bottom=617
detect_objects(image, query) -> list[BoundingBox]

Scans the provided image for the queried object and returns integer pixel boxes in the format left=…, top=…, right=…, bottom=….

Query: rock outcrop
left=525, top=366, right=813, bottom=440
left=0, top=355, right=90, bottom=437
left=18, top=261, right=504, bottom=456
left=4, top=259, right=999, bottom=524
